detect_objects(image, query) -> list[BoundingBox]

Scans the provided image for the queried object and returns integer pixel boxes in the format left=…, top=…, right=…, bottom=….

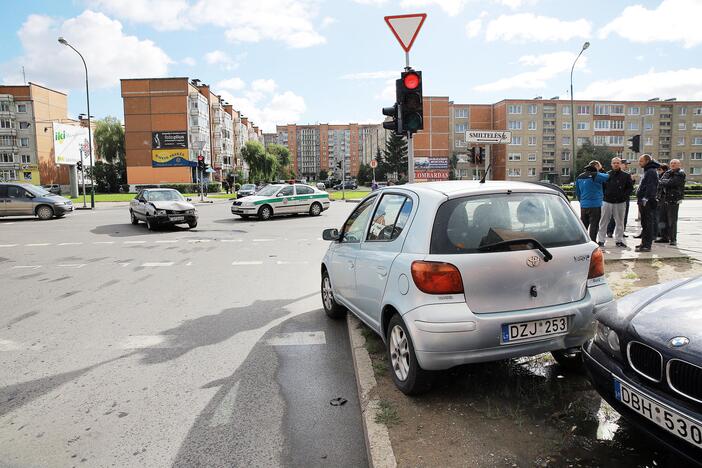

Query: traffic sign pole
left=407, top=131, right=415, bottom=184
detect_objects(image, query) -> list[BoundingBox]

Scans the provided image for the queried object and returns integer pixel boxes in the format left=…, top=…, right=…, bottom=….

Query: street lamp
left=570, top=41, right=589, bottom=183
left=58, top=36, right=95, bottom=209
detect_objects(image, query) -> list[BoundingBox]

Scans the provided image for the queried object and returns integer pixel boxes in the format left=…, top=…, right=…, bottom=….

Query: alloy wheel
left=390, top=325, right=410, bottom=381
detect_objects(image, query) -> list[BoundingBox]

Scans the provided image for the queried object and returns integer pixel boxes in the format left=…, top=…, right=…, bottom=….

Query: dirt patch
left=364, top=259, right=702, bottom=468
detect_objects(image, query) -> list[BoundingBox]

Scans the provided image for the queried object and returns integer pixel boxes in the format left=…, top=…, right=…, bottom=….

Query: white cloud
left=215, top=77, right=246, bottom=91
left=599, top=0, right=702, bottom=48
left=321, top=16, right=337, bottom=28
left=1, top=10, right=171, bottom=90
left=579, top=68, right=702, bottom=101
left=89, top=0, right=191, bottom=30
left=400, top=0, right=467, bottom=16
left=376, top=78, right=397, bottom=101
left=474, top=51, right=586, bottom=92
left=220, top=79, right=306, bottom=132
left=352, top=0, right=388, bottom=5
left=341, top=71, right=397, bottom=80
left=485, top=13, right=591, bottom=42
left=181, top=57, right=197, bottom=66
left=204, top=50, right=241, bottom=70
left=465, top=11, right=487, bottom=38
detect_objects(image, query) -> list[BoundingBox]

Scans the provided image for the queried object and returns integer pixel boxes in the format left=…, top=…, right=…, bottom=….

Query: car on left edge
left=0, top=182, right=73, bottom=219
left=129, top=188, right=197, bottom=230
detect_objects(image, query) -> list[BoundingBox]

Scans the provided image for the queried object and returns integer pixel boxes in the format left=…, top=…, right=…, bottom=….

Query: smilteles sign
left=465, top=130, right=511, bottom=144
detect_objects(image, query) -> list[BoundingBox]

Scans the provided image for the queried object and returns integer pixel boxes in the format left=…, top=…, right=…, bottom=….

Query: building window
left=645, top=137, right=653, bottom=146
left=508, top=168, right=521, bottom=177
left=562, top=136, right=571, bottom=146
left=528, top=104, right=538, bottom=114
left=455, top=108, right=468, bottom=118
left=528, top=153, right=537, bottom=161
left=577, top=122, right=589, bottom=130
left=690, top=152, right=702, bottom=160
left=21, top=154, right=30, bottom=163
left=645, top=122, right=653, bottom=130
left=610, top=105, right=624, bottom=115
left=694, top=137, right=702, bottom=145
left=562, top=122, right=571, bottom=130
left=561, top=167, right=570, bottom=176
left=678, top=122, right=687, bottom=130
left=611, top=120, right=624, bottom=130
left=508, top=120, right=522, bottom=130
left=528, top=168, right=537, bottom=176
left=680, top=107, right=688, bottom=116
left=676, top=152, right=685, bottom=160
left=692, top=167, right=702, bottom=175
left=577, top=137, right=590, bottom=146
left=629, top=106, right=640, bottom=115
left=628, top=122, right=639, bottom=130
left=594, top=104, right=608, bottom=115
left=609, top=136, right=624, bottom=146
left=561, top=151, right=571, bottom=161
left=693, top=107, right=702, bottom=115
left=594, top=135, right=606, bottom=146
left=510, top=136, right=522, bottom=145
left=562, top=106, right=571, bottom=115
left=0, top=153, right=14, bottom=162
left=577, top=105, right=590, bottom=115
left=0, top=169, right=17, bottom=181
left=693, top=123, right=702, bottom=131
left=0, top=119, right=11, bottom=129
left=19, top=121, right=30, bottom=129
left=528, top=121, right=537, bottom=130
left=678, top=137, right=686, bottom=146
left=0, top=102, right=9, bottom=112
left=16, top=104, right=27, bottom=113
left=528, top=136, right=537, bottom=146
left=455, top=123, right=467, bottom=133
left=645, top=106, right=655, bottom=115
left=594, top=120, right=609, bottom=130
left=508, top=153, right=522, bottom=161
left=19, top=138, right=29, bottom=147
left=0, top=135, right=13, bottom=146
left=508, top=105, right=522, bottom=114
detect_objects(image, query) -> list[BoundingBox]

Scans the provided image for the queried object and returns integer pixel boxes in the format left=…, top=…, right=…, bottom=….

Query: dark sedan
left=333, top=181, right=357, bottom=190
left=237, top=184, right=257, bottom=198
left=583, top=276, right=702, bottom=465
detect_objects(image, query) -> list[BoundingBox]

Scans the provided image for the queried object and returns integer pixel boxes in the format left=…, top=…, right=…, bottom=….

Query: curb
left=347, top=314, right=397, bottom=468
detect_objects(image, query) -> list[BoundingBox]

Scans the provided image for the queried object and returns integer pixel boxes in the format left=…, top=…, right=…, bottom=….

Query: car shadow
left=90, top=223, right=196, bottom=237
left=0, top=217, right=39, bottom=223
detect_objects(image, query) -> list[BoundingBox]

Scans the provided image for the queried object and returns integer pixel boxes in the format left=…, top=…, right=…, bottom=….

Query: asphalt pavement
left=0, top=200, right=367, bottom=467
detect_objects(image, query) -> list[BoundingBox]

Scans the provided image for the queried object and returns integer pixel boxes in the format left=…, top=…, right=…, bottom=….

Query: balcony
left=0, top=128, right=17, bottom=136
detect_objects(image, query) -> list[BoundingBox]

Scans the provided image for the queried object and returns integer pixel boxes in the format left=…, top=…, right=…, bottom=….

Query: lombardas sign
left=152, top=131, right=188, bottom=149
left=465, top=130, right=511, bottom=144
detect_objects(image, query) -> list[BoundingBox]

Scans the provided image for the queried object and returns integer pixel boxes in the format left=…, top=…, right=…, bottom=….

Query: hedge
left=133, top=183, right=221, bottom=194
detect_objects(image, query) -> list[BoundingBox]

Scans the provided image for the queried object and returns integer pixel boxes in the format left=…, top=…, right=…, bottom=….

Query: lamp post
left=58, top=37, right=95, bottom=208
left=570, top=41, right=589, bottom=183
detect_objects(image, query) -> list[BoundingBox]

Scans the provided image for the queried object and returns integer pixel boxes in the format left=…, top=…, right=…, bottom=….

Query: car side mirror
left=186, top=197, right=192, bottom=201
left=322, top=228, right=340, bottom=241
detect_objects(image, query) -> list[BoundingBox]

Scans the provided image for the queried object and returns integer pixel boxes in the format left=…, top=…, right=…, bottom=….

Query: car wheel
left=146, top=217, right=154, bottom=230
left=258, top=205, right=273, bottom=221
left=551, top=349, right=584, bottom=371
left=130, top=210, right=139, bottom=224
left=36, top=205, right=54, bottom=220
left=188, top=221, right=197, bottom=229
left=309, top=202, right=322, bottom=217
left=387, top=314, right=433, bottom=395
left=321, top=270, right=346, bottom=319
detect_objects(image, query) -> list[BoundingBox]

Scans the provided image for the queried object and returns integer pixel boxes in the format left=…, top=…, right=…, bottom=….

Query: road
left=0, top=200, right=367, bottom=467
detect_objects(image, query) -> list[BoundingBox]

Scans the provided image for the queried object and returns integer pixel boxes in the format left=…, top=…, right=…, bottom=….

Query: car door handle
left=376, top=266, right=387, bottom=277
left=347, top=260, right=355, bottom=270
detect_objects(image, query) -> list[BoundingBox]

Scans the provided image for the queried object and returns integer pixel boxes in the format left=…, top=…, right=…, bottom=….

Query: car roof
left=400, top=180, right=562, bottom=198
left=143, top=188, right=180, bottom=192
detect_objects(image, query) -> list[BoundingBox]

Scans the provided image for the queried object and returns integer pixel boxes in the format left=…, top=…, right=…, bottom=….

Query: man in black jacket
left=658, top=159, right=686, bottom=246
left=635, top=154, right=660, bottom=252
left=597, top=157, right=633, bottom=247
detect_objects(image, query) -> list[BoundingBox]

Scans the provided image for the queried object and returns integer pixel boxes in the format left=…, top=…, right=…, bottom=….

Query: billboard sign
left=415, top=157, right=449, bottom=170
left=152, top=131, right=188, bottom=149
left=152, top=149, right=191, bottom=167
left=54, top=123, right=91, bottom=165
left=466, top=130, right=511, bottom=144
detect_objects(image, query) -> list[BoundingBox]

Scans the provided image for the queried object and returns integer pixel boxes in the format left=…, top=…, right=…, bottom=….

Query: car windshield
left=430, top=192, right=588, bottom=254
left=256, top=185, right=282, bottom=197
left=146, top=190, right=184, bottom=202
left=242, top=184, right=256, bottom=190
left=27, top=185, right=52, bottom=197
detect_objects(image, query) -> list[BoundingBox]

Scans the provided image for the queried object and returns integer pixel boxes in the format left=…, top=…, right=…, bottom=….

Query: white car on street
left=320, top=181, right=614, bottom=394
left=231, top=183, right=330, bottom=220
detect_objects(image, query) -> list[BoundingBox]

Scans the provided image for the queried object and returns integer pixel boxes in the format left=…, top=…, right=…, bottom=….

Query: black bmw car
left=583, top=276, right=702, bottom=465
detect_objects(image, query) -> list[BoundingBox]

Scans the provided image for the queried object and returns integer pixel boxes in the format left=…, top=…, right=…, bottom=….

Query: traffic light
left=76, top=161, right=83, bottom=171
left=470, top=147, right=477, bottom=164
left=398, top=69, right=423, bottom=135
left=382, top=102, right=400, bottom=135
left=627, top=135, right=641, bottom=153
left=479, top=147, right=486, bottom=164
left=197, top=155, right=205, bottom=170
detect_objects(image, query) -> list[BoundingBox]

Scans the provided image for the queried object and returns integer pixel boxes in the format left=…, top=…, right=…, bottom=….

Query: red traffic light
left=403, top=72, right=420, bottom=90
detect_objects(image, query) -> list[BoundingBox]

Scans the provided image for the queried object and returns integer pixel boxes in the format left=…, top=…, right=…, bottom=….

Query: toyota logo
left=526, top=255, right=541, bottom=268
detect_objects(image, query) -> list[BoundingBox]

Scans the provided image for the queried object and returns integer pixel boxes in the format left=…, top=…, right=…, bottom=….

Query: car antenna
left=479, top=163, right=492, bottom=184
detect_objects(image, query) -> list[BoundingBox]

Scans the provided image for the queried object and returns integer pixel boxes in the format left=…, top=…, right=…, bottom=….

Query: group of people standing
left=574, top=155, right=686, bottom=252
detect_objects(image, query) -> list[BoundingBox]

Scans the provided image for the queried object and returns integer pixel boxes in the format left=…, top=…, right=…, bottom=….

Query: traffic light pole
left=79, top=154, right=86, bottom=209
left=407, top=131, right=415, bottom=184
left=200, top=167, right=205, bottom=202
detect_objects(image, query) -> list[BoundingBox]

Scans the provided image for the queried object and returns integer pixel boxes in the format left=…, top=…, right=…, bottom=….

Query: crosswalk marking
left=93, top=241, right=114, bottom=245
left=187, top=239, right=211, bottom=243
left=58, top=242, right=83, bottom=246
left=155, top=240, right=178, bottom=243
left=220, top=239, right=242, bottom=243
left=124, top=240, right=146, bottom=244
left=232, top=261, right=263, bottom=265
left=276, top=261, right=309, bottom=265
left=141, top=262, right=174, bottom=267
left=57, top=264, right=85, bottom=269
left=26, top=243, right=50, bottom=247
left=11, top=265, right=41, bottom=270
left=253, top=239, right=275, bottom=242
left=0, top=244, right=17, bottom=248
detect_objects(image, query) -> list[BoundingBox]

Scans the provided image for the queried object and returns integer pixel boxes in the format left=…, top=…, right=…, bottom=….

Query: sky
left=1, top=0, right=701, bottom=132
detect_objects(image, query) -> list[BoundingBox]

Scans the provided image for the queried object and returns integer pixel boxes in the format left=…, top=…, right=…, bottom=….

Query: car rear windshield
left=430, top=192, right=588, bottom=254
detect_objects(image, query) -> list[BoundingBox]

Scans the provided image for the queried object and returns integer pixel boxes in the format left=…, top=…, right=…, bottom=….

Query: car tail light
left=588, top=247, right=605, bottom=279
left=411, top=261, right=464, bottom=295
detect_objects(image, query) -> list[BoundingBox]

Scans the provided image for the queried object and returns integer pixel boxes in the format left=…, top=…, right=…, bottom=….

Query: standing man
left=606, top=159, right=633, bottom=238
left=658, top=159, right=686, bottom=246
left=575, top=160, right=609, bottom=242
left=635, top=154, right=660, bottom=252
left=597, top=157, right=633, bottom=248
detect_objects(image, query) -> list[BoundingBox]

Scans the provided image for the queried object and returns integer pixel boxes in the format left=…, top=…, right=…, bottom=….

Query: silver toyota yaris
left=320, top=181, right=614, bottom=395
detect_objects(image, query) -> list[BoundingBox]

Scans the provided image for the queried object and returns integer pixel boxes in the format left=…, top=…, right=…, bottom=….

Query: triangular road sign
left=384, top=13, right=427, bottom=53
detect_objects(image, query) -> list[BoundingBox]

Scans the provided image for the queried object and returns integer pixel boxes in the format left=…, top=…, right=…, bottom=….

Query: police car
left=231, top=183, right=330, bottom=220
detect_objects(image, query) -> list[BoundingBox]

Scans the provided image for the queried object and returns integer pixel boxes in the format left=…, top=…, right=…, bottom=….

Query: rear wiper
left=477, top=238, right=553, bottom=262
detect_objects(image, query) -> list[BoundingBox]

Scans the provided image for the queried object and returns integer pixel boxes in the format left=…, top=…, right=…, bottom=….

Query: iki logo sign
left=54, top=130, right=66, bottom=144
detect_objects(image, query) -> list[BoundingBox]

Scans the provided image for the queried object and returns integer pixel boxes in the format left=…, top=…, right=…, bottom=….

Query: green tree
left=317, top=169, right=328, bottom=181
left=356, top=163, right=373, bottom=185
left=449, top=153, right=460, bottom=180
left=382, top=133, right=408, bottom=179
left=89, top=160, right=125, bottom=193
left=241, top=140, right=267, bottom=182
left=575, top=141, right=615, bottom=179
left=94, top=116, right=125, bottom=164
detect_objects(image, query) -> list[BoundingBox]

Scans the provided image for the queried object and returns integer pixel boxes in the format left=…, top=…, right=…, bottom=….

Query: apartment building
left=0, top=83, right=72, bottom=185
left=276, top=123, right=386, bottom=180
left=121, top=77, right=260, bottom=186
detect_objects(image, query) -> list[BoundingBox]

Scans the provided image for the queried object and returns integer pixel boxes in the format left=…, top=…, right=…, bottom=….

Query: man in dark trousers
left=635, top=154, right=660, bottom=252
left=597, top=157, right=633, bottom=248
left=575, top=160, right=609, bottom=242
left=658, top=159, right=686, bottom=246
left=606, top=159, right=633, bottom=238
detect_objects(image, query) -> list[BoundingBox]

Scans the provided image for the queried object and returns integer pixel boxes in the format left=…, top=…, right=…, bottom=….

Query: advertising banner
left=54, top=123, right=91, bottom=165
left=152, top=131, right=188, bottom=149
left=415, top=169, right=450, bottom=182
left=415, top=157, right=449, bottom=170
left=152, top=149, right=191, bottom=167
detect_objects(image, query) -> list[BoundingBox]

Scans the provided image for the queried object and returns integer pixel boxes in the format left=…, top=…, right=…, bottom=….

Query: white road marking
left=0, top=339, right=22, bottom=351
left=186, top=261, right=192, bottom=266
left=26, top=243, right=50, bottom=247
left=118, top=335, right=175, bottom=349
left=220, top=239, right=242, bottom=243
left=1, top=222, right=16, bottom=225
left=155, top=240, right=178, bottom=244
left=208, top=381, right=241, bottom=427
left=11, top=265, right=41, bottom=270
left=93, top=241, right=114, bottom=245
left=231, top=261, right=263, bottom=265
left=141, top=262, right=174, bottom=267
left=58, top=242, right=83, bottom=246
left=266, top=331, right=326, bottom=346
left=187, top=239, right=211, bottom=243
left=253, top=239, right=275, bottom=242
left=124, top=240, right=146, bottom=244
left=118, top=262, right=130, bottom=267
left=57, top=264, right=85, bottom=269
left=275, top=260, right=309, bottom=265
left=0, top=244, right=17, bottom=248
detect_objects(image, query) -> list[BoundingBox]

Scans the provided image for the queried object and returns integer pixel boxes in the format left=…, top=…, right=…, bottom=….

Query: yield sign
left=384, top=13, right=427, bottom=53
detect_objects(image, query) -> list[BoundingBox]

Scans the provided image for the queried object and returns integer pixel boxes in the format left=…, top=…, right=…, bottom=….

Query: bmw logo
left=669, top=336, right=690, bottom=348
